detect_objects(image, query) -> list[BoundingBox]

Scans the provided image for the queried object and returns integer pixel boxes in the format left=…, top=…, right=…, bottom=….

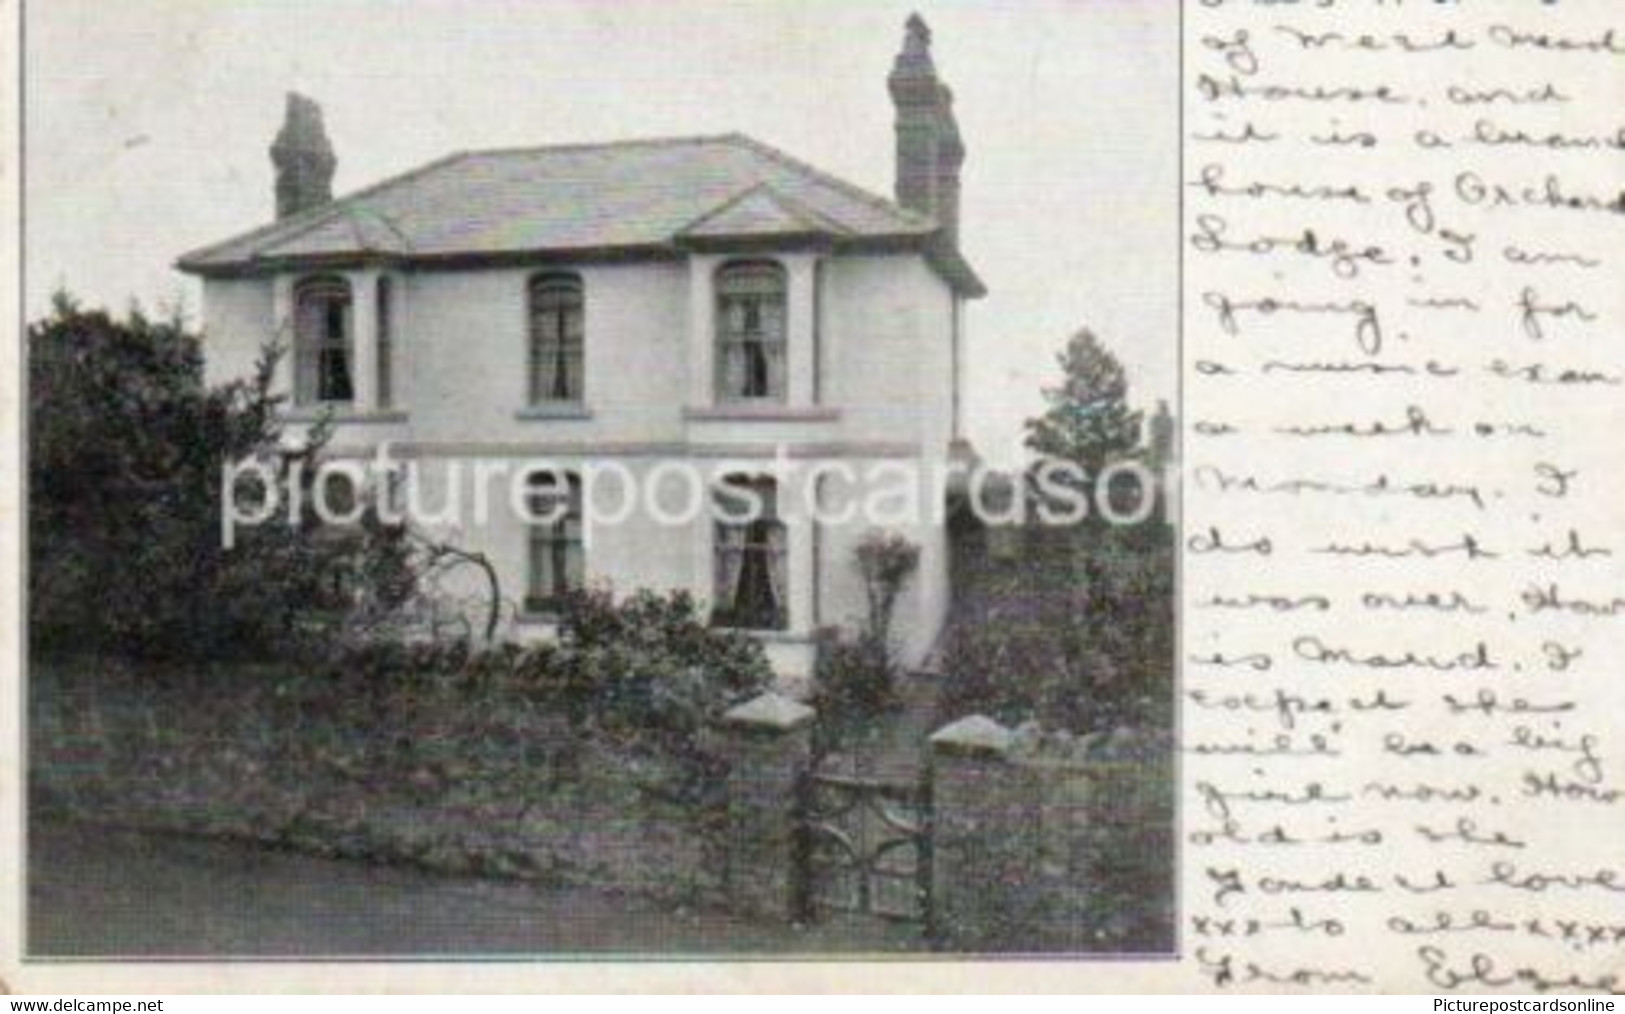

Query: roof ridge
left=461, top=133, right=740, bottom=160
left=722, top=133, right=936, bottom=233
left=175, top=150, right=471, bottom=267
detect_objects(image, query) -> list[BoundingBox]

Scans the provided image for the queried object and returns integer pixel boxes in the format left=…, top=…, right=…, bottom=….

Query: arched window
left=715, top=261, right=787, bottom=403
left=293, top=276, right=354, bottom=405
left=528, top=273, right=585, bottom=405
left=712, top=475, right=788, bottom=630
left=525, top=470, right=584, bottom=613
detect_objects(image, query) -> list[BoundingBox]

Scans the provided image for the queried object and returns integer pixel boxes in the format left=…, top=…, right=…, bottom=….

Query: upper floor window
left=525, top=470, right=584, bottom=614
left=293, top=276, right=354, bottom=405
left=712, top=475, right=787, bottom=631
left=528, top=273, right=584, bottom=404
left=715, top=261, right=787, bottom=403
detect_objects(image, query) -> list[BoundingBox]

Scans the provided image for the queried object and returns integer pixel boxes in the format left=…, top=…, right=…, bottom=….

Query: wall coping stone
left=723, top=692, right=816, bottom=732
left=930, top=714, right=1013, bottom=757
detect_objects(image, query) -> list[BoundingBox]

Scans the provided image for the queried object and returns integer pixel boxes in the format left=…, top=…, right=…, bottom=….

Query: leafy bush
left=28, top=295, right=413, bottom=663
left=556, top=587, right=773, bottom=747
left=313, top=587, right=772, bottom=799
left=815, top=633, right=893, bottom=717
left=940, top=522, right=1173, bottom=734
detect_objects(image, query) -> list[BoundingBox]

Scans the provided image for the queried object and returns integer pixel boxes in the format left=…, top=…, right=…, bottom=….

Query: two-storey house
left=179, top=16, right=984, bottom=689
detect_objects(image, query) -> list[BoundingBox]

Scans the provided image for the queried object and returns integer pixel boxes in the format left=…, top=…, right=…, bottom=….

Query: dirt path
left=27, top=817, right=925, bottom=958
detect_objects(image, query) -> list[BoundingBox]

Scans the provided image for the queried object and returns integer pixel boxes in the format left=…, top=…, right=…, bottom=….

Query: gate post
left=929, top=714, right=1040, bottom=950
left=720, top=692, right=816, bottom=921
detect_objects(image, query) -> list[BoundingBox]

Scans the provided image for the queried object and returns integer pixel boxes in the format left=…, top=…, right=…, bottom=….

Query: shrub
left=815, top=633, right=893, bottom=717
left=556, top=587, right=772, bottom=733
left=28, top=295, right=414, bottom=663
left=309, top=587, right=773, bottom=801
left=324, top=586, right=772, bottom=728
left=940, top=522, right=1173, bottom=734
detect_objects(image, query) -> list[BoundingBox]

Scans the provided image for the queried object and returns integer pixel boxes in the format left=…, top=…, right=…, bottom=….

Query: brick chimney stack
left=888, top=14, right=964, bottom=248
left=270, top=92, right=336, bottom=220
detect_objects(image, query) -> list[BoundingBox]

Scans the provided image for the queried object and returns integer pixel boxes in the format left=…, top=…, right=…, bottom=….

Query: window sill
left=684, top=405, right=840, bottom=423
left=713, top=625, right=812, bottom=645
left=516, top=404, right=594, bottom=421
left=282, top=408, right=409, bottom=425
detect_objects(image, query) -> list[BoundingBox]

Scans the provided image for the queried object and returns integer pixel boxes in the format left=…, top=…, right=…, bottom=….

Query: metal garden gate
left=795, top=765, right=932, bottom=928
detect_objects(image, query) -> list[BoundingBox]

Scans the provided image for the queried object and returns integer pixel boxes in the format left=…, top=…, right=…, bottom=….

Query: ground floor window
left=526, top=471, right=584, bottom=613
left=712, top=476, right=787, bottom=631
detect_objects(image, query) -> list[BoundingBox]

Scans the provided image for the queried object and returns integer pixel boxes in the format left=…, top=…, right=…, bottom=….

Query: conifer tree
left=1024, top=328, right=1145, bottom=477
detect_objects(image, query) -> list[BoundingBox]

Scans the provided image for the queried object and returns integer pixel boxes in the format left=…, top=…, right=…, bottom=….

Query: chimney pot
left=902, top=13, right=933, bottom=64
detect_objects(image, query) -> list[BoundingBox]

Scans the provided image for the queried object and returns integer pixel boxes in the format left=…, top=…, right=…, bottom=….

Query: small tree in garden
left=818, top=530, right=920, bottom=716
left=1025, top=328, right=1145, bottom=480
left=856, top=530, right=921, bottom=653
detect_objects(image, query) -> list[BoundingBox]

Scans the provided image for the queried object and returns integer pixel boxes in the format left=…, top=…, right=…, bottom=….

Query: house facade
left=180, top=16, right=984, bottom=690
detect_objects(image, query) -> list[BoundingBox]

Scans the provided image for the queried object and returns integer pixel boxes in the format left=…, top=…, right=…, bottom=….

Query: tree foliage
left=940, top=523, right=1174, bottom=735
left=28, top=294, right=411, bottom=662
left=1024, top=328, right=1145, bottom=477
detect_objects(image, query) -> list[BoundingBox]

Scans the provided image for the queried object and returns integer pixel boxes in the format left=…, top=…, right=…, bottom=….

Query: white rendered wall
left=199, top=249, right=961, bottom=683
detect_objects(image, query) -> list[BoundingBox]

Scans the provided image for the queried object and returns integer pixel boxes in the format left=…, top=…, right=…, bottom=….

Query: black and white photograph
left=23, top=0, right=1176, bottom=960
left=11, top=0, right=1625, bottom=998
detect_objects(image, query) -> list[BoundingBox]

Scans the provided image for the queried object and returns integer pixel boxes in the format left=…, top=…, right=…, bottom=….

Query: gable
left=677, top=183, right=852, bottom=242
